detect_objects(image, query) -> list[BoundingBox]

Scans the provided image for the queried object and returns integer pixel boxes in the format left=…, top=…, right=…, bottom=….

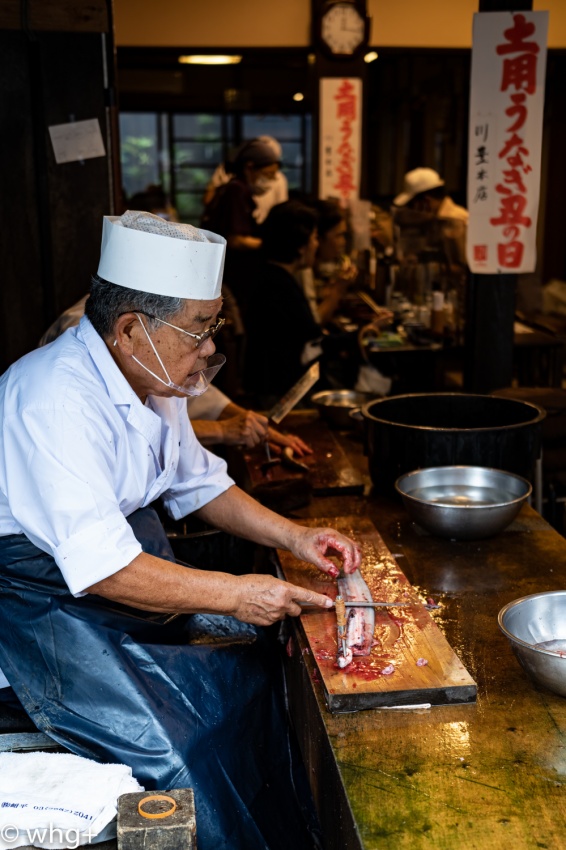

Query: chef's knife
left=267, top=361, right=320, bottom=426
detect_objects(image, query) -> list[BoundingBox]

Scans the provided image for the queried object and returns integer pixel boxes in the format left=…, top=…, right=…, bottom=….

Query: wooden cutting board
left=244, top=418, right=365, bottom=496
left=277, top=516, right=477, bottom=712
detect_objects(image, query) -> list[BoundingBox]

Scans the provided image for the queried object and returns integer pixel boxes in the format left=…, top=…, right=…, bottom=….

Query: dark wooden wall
left=0, top=0, right=119, bottom=372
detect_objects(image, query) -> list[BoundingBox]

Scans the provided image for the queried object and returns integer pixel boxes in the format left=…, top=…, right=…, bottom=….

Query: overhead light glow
left=293, top=92, right=304, bottom=102
left=178, top=55, right=242, bottom=65
left=364, top=51, right=379, bottom=63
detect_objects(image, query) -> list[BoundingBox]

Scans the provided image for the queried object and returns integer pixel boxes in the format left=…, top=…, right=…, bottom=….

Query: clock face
left=321, top=3, right=366, bottom=55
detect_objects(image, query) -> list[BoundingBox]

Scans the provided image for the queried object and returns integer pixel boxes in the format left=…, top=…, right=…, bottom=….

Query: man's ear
left=112, top=313, right=141, bottom=355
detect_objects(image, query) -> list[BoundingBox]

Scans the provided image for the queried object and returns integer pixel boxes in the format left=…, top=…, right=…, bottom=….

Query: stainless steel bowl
left=395, top=465, right=531, bottom=540
left=311, top=389, right=376, bottom=429
left=498, top=591, right=566, bottom=698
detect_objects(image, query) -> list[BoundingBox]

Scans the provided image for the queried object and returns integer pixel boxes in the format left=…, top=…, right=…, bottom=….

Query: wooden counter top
left=272, top=413, right=566, bottom=850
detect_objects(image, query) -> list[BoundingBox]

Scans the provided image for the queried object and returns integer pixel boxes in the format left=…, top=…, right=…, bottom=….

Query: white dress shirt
left=0, top=316, right=234, bottom=598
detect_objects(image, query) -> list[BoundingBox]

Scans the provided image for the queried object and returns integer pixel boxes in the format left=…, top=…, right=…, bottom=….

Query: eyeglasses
left=137, top=312, right=225, bottom=349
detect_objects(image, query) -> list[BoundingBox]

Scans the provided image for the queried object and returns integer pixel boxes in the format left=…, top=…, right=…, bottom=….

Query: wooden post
left=309, top=0, right=370, bottom=200
left=465, top=0, right=533, bottom=393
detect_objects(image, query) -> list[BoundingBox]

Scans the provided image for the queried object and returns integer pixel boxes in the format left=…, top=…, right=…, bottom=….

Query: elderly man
left=39, top=297, right=311, bottom=456
left=0, top=212, right=360, bottom=849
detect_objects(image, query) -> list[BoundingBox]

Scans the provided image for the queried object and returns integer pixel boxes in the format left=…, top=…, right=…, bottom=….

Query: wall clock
left=315, top=1, right=370, bottom=59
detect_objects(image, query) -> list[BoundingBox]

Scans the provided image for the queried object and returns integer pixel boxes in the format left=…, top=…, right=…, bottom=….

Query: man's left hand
left=290, top=527, right=361, bottom=577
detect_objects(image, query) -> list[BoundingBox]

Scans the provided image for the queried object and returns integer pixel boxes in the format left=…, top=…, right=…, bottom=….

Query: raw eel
left=336, top=569, right=375, bottom=668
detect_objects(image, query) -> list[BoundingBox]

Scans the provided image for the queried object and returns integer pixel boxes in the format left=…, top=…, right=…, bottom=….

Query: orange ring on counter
left=137, top=794, right=177, bottom=819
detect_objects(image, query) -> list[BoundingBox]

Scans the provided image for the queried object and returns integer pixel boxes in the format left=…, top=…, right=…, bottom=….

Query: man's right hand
left=230, top=574, right=333, bottom=626
left=221, top=410, right=269, bottom=447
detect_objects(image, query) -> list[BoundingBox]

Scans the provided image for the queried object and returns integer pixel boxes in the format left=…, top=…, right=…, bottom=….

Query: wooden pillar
left=464, top=0, right=533, bottom=393
left=309, top=0, right=370, bottom=200
left=0, top=0, right=120, bottom=370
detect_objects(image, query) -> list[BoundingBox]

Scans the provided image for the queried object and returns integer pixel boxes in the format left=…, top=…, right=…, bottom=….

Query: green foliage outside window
left=121, top=136, right=159, bottom=199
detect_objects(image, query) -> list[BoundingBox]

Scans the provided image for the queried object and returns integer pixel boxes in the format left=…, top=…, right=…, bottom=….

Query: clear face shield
left=131, top=313, right=225, bottom=398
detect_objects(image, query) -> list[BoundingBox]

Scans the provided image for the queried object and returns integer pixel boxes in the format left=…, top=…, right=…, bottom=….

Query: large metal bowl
left=395, top=465, right=531, bottom=540
left=498, top=591, right=566, bottom=698
left=311, top=389, right=376, bottom=429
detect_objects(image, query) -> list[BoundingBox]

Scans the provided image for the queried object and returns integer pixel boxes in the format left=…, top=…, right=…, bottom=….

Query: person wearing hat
left=202, top=137, right=281, bottom=313
left=394, top=167, right=468, bottom=222
left=0, top=211, right=360, bottom=849
left=203, top=135, right=288, bottom=224
left=393, top=167, right=468, bottom=267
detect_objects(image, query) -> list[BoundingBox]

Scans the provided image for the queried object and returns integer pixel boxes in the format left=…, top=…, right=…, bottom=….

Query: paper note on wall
left=48, top=118, right=106, bottom=165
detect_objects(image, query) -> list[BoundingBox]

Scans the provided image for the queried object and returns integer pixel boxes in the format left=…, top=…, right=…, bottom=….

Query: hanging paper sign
left=466, top=11, right=548, bottom=274
left=319, top=77, right=362, bottom=202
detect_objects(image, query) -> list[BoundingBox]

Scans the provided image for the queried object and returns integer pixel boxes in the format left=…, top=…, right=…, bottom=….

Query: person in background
left=394, top=167, right=468, bottom=221
left=296, top=200, right=394, bottom=399
left=307, top=200, right=359, bottom=325
left=188, top=386, right=311, bottom=455
left=244, top=201, right=321, bottom=403
left=245, top=201, right=367, bottom=404
left=393, top=167, right=468, bottom=266
left=39, top=301, right=311, bottom=457
left=203, top=136, right=288, bottom=224
left=201, top=138, right=281, bottom=311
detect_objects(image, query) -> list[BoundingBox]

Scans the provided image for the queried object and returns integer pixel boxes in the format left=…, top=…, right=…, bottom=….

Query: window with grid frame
left=120, top=112, right=311, bottom=225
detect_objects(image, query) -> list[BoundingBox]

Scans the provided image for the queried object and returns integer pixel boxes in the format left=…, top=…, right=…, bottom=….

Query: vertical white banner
left=319, top=77, right=362, bottom=202
left=467, top=11, right=548, bottom=274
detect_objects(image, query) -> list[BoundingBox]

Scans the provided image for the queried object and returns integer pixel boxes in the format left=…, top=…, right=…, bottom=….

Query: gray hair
left=85, top=274, right=184, bottom=337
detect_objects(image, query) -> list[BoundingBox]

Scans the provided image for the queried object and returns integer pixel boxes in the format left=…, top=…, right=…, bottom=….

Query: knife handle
left=335, top=595, right=346, bottom=629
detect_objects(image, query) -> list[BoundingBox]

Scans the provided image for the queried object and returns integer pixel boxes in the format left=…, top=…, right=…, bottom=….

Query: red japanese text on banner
left=466, top=11, right=548, bottom=274
left=319, top=77, right=362, bottom=202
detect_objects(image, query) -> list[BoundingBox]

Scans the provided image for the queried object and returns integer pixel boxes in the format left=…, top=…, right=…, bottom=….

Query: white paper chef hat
left=97, top=211, right=226, bottom=300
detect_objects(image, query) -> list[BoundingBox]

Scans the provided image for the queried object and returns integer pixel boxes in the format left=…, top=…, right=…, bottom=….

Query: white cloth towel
left=355, top=363, right=392, bottom=396
left=0, top=752, right=143, bottom=849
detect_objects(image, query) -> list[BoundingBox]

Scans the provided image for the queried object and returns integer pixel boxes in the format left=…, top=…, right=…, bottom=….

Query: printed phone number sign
left=466, top=11, right=548, bottom=274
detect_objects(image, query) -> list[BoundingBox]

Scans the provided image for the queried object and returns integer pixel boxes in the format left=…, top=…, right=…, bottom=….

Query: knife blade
left=267, top=362, right=320, bottom=425
left=298, top=600, right=412, bottom=610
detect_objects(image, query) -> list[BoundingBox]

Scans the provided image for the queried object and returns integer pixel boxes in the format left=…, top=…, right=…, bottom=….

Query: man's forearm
left=194, top=485, right=300, bottom=552
left=86, top=549, right=333, bottom=625
left=87, top=552, right=240, bottom=614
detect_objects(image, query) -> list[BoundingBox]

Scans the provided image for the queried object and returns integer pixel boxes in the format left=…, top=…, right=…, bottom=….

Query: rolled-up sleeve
left=1, top=406, right=142, bottom=596
left=53, top=517, right=142, bottom=596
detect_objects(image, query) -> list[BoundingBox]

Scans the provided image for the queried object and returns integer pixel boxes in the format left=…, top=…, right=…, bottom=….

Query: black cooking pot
left=361, top=392, right=545, bottom=496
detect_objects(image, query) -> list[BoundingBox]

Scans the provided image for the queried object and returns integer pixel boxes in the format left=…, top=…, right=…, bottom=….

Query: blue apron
left=0, top=508, right=319, bottom=850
